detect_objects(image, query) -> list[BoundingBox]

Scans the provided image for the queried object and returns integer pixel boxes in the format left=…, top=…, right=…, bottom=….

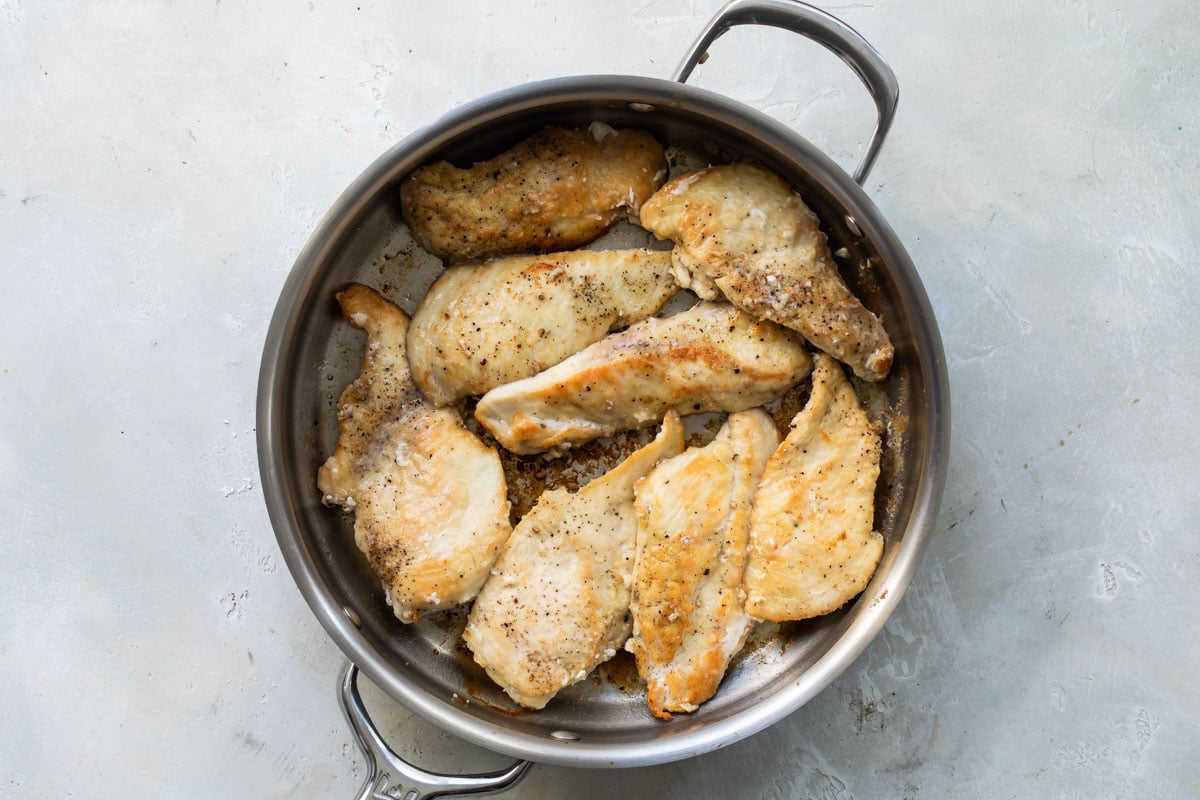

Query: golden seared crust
left=464, top=413, right=685, bottom=710
left=316, top=284, right=512, bottom=623
left=407, top=249, right=677, bottom=406
left=400, top=126, right=666, bottom=262
left=474, top=302, right=813, bottom=455
left=640, top=163, right=894, bottom=382
left=743, top=354, right=884, bottom=622
left=628, top=410, right=779, bottom=719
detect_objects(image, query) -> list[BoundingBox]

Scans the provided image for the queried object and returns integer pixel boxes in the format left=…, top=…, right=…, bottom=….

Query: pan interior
left=262, top=77, right=943, bottom=767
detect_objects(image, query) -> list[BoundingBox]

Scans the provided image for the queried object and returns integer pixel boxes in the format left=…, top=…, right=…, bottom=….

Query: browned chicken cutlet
left=640, top=162, right=894, bottom=382
left=473, top=301, right=813, bottom=456
left=407, top=248, right=677, bottom=406
left=400, top=125, right=666, bottom=261
left=628, top=409, right=779, bottom=719
left=743, top=353, right=884, bottom=621
left=464, top=413, right=685, bottom=710
left=317, top=284, right=512, bottom=623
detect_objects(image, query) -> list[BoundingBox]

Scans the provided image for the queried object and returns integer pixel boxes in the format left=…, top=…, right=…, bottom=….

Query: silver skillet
left=256, top=1, right=950, bottom=796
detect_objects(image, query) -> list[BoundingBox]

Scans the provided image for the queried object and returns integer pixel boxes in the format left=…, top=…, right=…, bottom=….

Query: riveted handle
left=674, top=0, right=899, bottom=184
left=340, top=663, right=531, bottom=799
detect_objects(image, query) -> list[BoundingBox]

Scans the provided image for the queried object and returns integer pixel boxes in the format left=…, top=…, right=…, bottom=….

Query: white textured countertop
left=2, top=1, right=1197, bottom=797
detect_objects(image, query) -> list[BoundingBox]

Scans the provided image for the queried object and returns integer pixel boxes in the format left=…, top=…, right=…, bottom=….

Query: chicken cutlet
left=639, top=162, right=894, bottom=382
left=317, top=284, right=512, bottom=623
left=474, top=301, right=813, bottom=455
left=628, top=409, right=780, bottom=719
left=400, top=125, right=666, bottom=262
left=743, top=353, right=883, bottom=621
left=407, top=248, right=677, bottom=406
left=464, top=412, right=685, bottom=710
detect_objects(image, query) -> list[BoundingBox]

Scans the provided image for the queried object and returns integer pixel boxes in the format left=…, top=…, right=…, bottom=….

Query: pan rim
left=256, top=72, right=950, bottom=768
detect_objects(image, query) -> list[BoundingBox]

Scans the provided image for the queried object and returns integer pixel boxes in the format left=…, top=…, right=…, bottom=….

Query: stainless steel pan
left=257, top=1, right=950, bottom=796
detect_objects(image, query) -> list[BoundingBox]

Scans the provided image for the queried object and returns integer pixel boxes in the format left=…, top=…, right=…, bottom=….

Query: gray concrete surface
left=2, top=1, right=1196, bottom=797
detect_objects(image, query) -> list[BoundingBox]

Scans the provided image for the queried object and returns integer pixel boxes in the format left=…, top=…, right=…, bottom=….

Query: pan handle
left=339, top=663, right=531, bottom=799
left=673, top=0, right=899, bottom=185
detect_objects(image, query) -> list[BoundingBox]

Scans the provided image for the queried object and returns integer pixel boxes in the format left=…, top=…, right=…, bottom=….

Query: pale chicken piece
left=474, top=302, right=812, bottom=455
left=627, top=409, right=780, bottom=719
left=400, top=125, right=666, bottom=262
left=316, top=284, right=512, bottom=623
left=743, top=353, right=884, bottom=621
left=464, top=413, right=685, bottom=710
left=407, top=249, right=677, bottom=406
left=639, top=162, right=894, bottom=382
